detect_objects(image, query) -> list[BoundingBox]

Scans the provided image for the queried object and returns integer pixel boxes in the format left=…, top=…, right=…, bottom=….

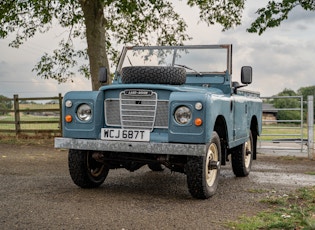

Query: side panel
left=229, top=93, right=262, bottom=148
left=232, top=95, right=248, bottom=140
left=204, top=94, right=233, bottom=145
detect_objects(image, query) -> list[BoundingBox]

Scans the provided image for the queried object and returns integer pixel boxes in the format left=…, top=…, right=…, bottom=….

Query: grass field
left=0, top=115, right=60, bottom=130
left=0, top=102, right=60, bottom=132
left=227, top=186, right=315, bottom=229
left=260, top=124, right=312, bottom=141
left=19, top=103, right=59, bottom=110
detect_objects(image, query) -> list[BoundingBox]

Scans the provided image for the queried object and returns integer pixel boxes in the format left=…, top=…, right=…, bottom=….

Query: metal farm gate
left=258, top=95, right=314, bottom=159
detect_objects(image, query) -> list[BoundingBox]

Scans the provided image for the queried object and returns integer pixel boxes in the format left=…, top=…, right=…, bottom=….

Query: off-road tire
left=186, top=132, right=221, bottom=199
left=68, top=149, right=109, bottom=188
left=231, top=131, right=253, bottom=177
left=121, top=66, right=186, bottom=85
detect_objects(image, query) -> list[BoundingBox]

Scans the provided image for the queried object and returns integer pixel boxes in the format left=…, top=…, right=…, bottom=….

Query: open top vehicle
left=55, top=44, right=262, bottom=199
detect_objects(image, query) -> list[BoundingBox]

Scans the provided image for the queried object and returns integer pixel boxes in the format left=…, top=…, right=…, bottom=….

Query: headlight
left=174, top=106, right=192, bottom=124
left=77, top=104, right=92, bottom=121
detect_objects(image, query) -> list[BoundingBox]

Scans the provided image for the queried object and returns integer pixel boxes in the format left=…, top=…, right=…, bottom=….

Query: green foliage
left=271, top=88, right=301, bottom=121
left=298, top=85, right=315, bottom=102
left=1, top=0, right=314, bottom=84
left=269, top=86, right=315, bottom=122
left=248, top=0, right=315, bottom=35
left=0, top=0, right=193, bottom=83
left=187, top=0, right=245, bottom=30
left=0, top=0, right=247, bottom=84
left=0, top=0, right=83, bottom=48
left=32, top=40, right=89, bottom=83
left=0, top=95, right=12, bottom=115
left=298, top=86, right=315, bottom=121
left=0, top=0, right=86, bottom=83
left=227, top=186, right=315, bottom=230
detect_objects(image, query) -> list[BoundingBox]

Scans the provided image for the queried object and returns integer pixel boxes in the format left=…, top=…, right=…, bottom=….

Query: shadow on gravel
left=1, top=144, right=314, bottom=229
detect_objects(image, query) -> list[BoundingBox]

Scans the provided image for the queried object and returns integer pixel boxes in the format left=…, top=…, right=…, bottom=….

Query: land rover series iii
left=55, top=44, right=262, bottom=199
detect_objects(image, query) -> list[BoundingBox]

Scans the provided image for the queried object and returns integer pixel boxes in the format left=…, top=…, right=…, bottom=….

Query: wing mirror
left=99, top=67, right=107, bottom=84
left=241, top=66, right=252, bottom=84
left=233, top=66, right=253, bottom=94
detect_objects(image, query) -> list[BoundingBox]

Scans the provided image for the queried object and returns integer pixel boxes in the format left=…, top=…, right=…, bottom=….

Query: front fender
left=62, top=91, right=104, bottom=139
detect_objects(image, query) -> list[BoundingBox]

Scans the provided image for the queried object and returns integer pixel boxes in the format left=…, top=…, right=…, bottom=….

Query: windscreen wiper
left=174, top=64, right=203, bottom=76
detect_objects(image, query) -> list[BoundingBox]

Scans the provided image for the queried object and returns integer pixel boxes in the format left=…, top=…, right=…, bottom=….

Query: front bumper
left=54, top=138, right=207, bottom=156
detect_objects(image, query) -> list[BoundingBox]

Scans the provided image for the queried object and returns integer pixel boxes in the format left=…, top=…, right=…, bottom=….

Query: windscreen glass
left=119, top=47, right=228, bottom=74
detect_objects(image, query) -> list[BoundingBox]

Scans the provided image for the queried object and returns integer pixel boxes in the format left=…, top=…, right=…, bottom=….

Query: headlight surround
left=77, top=104, right=92, bottom=121
left=174, top=106, right=192, bottom=125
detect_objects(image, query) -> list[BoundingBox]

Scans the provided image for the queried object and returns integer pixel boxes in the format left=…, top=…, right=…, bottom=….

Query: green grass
left=259, top=124, right=314, bottom=142
left=227, top=186, right=315, bottom=230
left=0, top=114, right=60, bottom=130
left=19, top=103, right=59, bottom=110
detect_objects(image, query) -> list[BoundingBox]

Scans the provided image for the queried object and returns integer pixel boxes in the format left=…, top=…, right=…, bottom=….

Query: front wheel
left=186, top=132, right=221, bottom=199
left=231, top=131, right=253, bottom=177
left=68, top=149, right=109, bottom=188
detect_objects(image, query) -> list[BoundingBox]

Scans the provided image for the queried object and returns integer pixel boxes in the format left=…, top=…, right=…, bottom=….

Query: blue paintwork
left=63, top=91, right=104, bottom=139
left=61, top=45, right=262, bottom=151
left=62, top=82, right=262, bottom=149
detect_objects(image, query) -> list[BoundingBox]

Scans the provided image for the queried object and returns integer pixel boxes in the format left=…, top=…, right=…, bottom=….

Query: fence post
left=58, top=93, right=63, bottom=134
left=307, top=95, right=314, bottom=160
left=13, top=94, right=21, bottom=135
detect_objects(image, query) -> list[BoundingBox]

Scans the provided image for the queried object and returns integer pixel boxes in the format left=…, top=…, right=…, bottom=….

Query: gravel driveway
left=0, top=143, right=314, bottom=229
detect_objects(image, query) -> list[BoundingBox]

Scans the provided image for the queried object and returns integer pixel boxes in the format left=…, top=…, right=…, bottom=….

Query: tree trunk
left=79, top=0, right=110, bottom=90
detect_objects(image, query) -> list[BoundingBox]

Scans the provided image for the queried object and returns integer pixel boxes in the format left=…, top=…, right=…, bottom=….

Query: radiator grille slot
left=105, top=90, right=169, bottom=130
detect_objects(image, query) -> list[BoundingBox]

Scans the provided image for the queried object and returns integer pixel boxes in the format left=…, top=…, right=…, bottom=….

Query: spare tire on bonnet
left=121, top=66, right=186, bottom=85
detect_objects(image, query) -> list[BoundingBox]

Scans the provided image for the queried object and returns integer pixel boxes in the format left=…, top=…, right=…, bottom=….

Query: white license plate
left=101, top=128, right=150, bottom=142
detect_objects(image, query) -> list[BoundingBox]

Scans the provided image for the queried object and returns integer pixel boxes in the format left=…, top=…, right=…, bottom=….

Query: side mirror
left=241, top=66, right=252, bottom=84
left=99, top=67, right=107, bottom=83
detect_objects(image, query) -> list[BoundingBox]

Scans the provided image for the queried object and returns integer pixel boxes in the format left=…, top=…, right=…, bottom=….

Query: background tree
left=247, top=0, right=315, bottom=35
left=271, top=88, right=302, bottom=121
left=0, top=95, right=13, bottom=115
left=1, top=0, right=314, bottom=90
left=297, top=85, right=315, bottom=102
left=0, top=0, right=247, bottom=91
left=297, top=85, right=315, bottom=120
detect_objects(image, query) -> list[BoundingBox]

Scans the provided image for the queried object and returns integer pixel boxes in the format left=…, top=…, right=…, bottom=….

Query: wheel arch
left=250, top=115, right=259, bottom=160
left=213, top=115, right=228, bottom=165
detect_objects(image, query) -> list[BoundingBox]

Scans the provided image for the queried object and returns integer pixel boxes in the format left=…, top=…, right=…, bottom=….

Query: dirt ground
left=0, top=142, right=314, bottom=230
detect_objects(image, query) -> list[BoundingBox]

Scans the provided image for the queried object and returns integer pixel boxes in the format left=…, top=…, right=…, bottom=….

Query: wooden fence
left=0, top=94, right=62, bottom=136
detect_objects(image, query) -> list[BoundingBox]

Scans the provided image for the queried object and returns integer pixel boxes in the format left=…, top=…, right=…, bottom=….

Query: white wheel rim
left=244, top=138, right=252, bottom=168
left=205, top=143, right=218, bottom=187
left=87, top=154, right=105, bottom=177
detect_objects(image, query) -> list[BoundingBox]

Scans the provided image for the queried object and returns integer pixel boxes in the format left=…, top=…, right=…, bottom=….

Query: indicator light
left=194, top=118, right=203, bottom=126
left=65, top=115, right=73, bottom=123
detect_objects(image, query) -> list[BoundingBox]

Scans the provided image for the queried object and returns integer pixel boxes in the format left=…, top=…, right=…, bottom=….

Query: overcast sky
left=1, top=1, right=315, bottom=98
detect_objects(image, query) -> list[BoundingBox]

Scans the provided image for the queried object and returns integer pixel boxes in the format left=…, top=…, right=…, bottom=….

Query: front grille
left=105, top=90, right=169, bottom=130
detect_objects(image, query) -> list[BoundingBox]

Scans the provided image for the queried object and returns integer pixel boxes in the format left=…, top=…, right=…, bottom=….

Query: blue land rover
left=55, top=44, right=262, bottom=199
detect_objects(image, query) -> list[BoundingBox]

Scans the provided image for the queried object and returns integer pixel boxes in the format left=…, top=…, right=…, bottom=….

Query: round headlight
left=77, top=104, right=92, bottom=121
left=174, top=106, right=192, bottom=124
